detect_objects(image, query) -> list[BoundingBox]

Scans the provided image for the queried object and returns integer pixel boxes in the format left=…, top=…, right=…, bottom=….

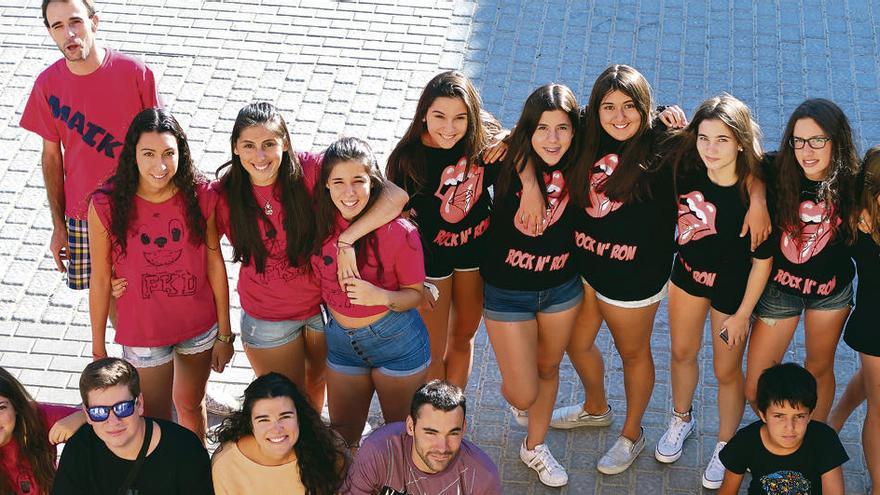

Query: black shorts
left=843, top=308, right=880, bottom=357
left=669, top=254, right=747, bottom=315
left=423, top=232, right=486, bottom=279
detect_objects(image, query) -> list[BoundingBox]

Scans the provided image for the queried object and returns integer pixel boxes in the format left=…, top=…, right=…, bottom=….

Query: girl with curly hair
left=0, top=367, right=85, bottom=495
left=88, top=108, right=233, bottom=441
left=745, top=99, right=861, bottom=423
left=211, top=372, right=346, bottom=495
left=214, top=102, right=407, bottom=410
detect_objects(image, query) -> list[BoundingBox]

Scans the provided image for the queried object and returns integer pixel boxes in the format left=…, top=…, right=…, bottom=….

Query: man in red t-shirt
left=20, top=0, right=159, bottom=290
left=343, top=380, right=502, bottom=495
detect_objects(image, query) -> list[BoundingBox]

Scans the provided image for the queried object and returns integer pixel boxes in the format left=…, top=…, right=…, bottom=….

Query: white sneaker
left=597, top=427, right=646, bottom=475
left=205, top=390, right=241, bottom=417
left=655, top=411, right=696, bottom=463
left=509, top=405, right=528, bottom=427
left=550, top=404, right=613, bottom=429
left=702, top=441, right=727, bottom=489
left=519, top=439, right=568, bottom=487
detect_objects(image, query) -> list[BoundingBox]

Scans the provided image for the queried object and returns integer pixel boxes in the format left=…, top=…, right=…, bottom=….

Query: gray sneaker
left=702, top=441, right=727, bottom=489
left=205, top=390, right=241, bottom=417
left=597, top=427, right=646, bottom=475
left=550, top=404, right=613, bottom=429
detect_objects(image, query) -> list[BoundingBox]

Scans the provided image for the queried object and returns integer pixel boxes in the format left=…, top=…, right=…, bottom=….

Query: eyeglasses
left=790, top=136, right=831, bottom=149
left=86, top=398, right=137, bottom=422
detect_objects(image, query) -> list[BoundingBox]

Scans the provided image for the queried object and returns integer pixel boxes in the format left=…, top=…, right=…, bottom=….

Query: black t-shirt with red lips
left=397, top=142, right=495, bottom=257
left=572, top=140, right=677, bottom=301
left=675, top=166, right=772, bottom=277
left=768, top=175, right=854, bottom=299
left=480, top=165, right=575, bottom=291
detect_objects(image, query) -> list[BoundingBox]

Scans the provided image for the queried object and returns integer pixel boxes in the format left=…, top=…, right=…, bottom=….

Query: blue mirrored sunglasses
left=86, top=398, right=137, bottom=422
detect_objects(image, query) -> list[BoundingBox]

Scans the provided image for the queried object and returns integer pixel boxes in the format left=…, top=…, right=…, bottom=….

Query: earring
left=738, top=147, right=743, bottom=152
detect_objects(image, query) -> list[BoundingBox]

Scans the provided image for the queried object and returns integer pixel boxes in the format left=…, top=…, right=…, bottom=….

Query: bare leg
left=303, top=328, right=328, bottom=410
left=136, top=361, right=174, bottom=421
left=565, top=286, right=608, bottom=414
left=373, top=368, right=429, bottom=423
left=444, top=270, right=483, bottom=389
left=709, top=309, right=748, bottom=442
left=828, top=367, right=866, bottom=432
left=668, top=283, right=711, bottom=419
left=745, top=316, right=799, bottom=414
left=602, top=300, right=660, bottom=442
left=861, top=354, right=880, bottom=493
left=245, top=336, right=306, bottom=391
left=803, top=307, right=850, bottom=421
left=172, top=348, right=213, bottom=443
left=485, top=318, right=538, bottom=411
left=326, top=368, right=373, bottom=447
left=420, top=277, right=453, bottom=382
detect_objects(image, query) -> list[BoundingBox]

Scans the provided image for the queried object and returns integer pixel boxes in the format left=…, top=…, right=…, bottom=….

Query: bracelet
left=337, top=240, right=354, bottom=250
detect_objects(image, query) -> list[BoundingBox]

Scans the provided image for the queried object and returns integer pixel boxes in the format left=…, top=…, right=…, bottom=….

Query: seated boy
left=718, top=362, right=848, bottom=494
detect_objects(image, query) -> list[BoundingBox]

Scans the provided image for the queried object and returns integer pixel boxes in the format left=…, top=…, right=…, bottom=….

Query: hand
left=50, top=225, right=69, bottom=272
left=48, top=411, right=86, bottom=444
left=211, top=339, right=234, bottom=373
left=741, top=199, right=772, bottom=250
left=91, top=343, right=108, bottom=361
left=342, top=277, right=388, bottom=307
left=516, top=183, right=548, bottom=237
left=858, top=209, right=873, bottom=234
left=659, top=105, right=688, bottom=129
left=420, top=282, right=438, bottom=311
left=110, top=277, right=128, bottom=298
left=482, top=140, right=508, bottom=164
left=336, top=242, right=360, bottom=286
left=719, top=313, right=750, bottom=350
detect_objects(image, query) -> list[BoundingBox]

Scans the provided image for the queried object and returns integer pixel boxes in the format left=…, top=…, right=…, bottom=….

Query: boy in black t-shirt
left=719, top=363, right=847, bottom=494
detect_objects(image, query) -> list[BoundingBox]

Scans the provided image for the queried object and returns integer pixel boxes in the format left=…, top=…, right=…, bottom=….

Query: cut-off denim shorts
left=754, top=280, right=854, bottom=325
left=240, top=311, right=324, bottom=350
left=122, top=323, right=218, bottom=368
left=325, top=309, right=430, bottom=377
left=483, top=276, right=583, bottom=322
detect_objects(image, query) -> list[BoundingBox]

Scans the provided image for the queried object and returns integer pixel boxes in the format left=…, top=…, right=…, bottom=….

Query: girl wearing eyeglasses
left=88, top=108, right=233, bottom=442
left=744, top=99, right=860, bottom=422
left=0, top=367, right=85, bottom=495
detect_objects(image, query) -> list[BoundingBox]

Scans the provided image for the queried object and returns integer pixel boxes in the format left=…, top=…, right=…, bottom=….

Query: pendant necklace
left=254, top=188, right=274, bottom=216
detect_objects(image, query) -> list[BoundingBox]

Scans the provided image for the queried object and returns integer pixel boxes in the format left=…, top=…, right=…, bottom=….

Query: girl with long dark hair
left=480, top=84, right=582, bottom=487
left=211, top=372, right=346, bottom=495
left=312, top=137, right=430, bottom=449
left=0, top=367, right=85, bottom=495
left=214, top=102, right=407, bottom=410
left=654, top=94, right=773, bottom=489
left=88, top=108, right=233, bottom=441
left=744, top=99, right=860, bottom=423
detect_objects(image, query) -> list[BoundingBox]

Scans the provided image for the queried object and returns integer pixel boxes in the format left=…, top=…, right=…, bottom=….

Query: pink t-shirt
left=214, top=151, right=322, bottom=321
left=0, top=403, right=77, bottom=495
left=92, top=183, right=219, bottom=346
left=312, top=216, right=425, bottom=318
left=20, top=49, right=160, bottom=220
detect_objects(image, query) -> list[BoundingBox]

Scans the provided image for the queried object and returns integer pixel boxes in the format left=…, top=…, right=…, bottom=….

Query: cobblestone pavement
left=0, top=1, right=878, bottom=493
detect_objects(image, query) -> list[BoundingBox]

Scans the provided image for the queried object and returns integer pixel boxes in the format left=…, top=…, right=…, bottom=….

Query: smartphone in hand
left=719, top=327, right=729, bottom=344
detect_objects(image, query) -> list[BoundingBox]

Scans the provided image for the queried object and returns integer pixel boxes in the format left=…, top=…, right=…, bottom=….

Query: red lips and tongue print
left=780, top=200, right=839, bottom=264
left=585, top=154, right=624, bottom=218
left=434, top=156, right=484, bottom=223
left=515, top=170, right=568, bottom=235
left=677, top=191, right=718, bottom=245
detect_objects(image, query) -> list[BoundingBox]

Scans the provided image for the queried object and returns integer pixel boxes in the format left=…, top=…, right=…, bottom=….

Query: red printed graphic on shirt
left=586, top=154, right=624, bottom=218
left=434, top=156, right=484, bottom=223
left=515, top=170, right=568, bottom=235
left=780, top=200, right=839, bottom=264
left=677, top=191, right=718, bottom=245
left=137, top=217, right=197, bottom=298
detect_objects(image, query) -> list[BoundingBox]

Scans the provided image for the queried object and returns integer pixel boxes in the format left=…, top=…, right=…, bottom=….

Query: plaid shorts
left=66, top=218, right=90, bottom=290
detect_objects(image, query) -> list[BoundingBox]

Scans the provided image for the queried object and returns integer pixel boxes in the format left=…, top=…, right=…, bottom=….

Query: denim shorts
left=122, top=324, right=218, bottom=368
left=754, top=281, right=854, bottom=324
left=325, top=309, right=430, bottom=377
left=240, top=311, right=324, bottom=350
left=483, top=276, right=583, bottom=322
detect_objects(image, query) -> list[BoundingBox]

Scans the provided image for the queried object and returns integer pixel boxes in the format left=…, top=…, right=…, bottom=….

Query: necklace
left=254, top=188, right=274, bottom=216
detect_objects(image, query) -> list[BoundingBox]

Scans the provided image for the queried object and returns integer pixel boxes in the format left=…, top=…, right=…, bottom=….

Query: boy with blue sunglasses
left=53, top=358, right=213, bottom=495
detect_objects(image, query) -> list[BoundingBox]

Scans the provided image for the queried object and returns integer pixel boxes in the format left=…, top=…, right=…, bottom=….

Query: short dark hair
left=79, top=357, right=140, bottom=406
left=409, top=380, right=466, bottom=422
left=756, top=362, right=817, bottom=414
left=42, top=0, right=97, bottom=28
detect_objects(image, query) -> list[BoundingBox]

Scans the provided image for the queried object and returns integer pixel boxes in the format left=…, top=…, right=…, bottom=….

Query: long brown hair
left=493, top=84, right=581, bottom=205
left=666, top=93, right=763, bottom=202
left=386, top=71, right=500, bottom=192
left=0, top=367, right=55, bottom=494
left=854, top=146, right=880, bottom=245
left=775, top=99, right=859, bottom=241
left=570, top=64, right=660, bottom=208
left=216, top=102, right=315, bottom=273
